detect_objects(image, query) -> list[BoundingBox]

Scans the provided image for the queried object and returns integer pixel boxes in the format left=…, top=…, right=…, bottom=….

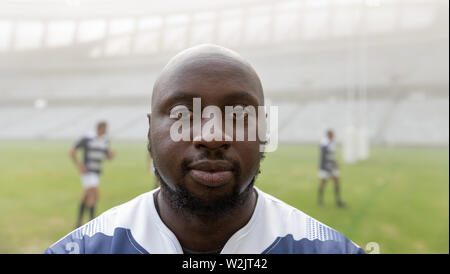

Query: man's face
left=327, top=131, right=334, bottom=141
left=97, top=124, right=107, bottom=136
left=149, top=55, right=264, bottom=216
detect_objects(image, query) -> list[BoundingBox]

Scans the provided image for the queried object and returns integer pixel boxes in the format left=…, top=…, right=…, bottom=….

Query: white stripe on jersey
left=47, top=187, right=363, bottom=254
left=87, top=151, right=105, bottom=160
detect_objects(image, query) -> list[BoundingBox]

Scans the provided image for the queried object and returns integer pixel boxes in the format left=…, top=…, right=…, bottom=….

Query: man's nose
left=193, top=123, right=232, bottom=151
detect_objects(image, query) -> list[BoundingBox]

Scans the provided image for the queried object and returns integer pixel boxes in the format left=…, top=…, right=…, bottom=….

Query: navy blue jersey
left=319, top=137, right=337, bottom=171
left=45, top=187, right=364, bottom=254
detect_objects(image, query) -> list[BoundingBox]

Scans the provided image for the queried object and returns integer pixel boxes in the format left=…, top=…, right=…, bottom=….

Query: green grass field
left=0, top=141, right=448, bottom=253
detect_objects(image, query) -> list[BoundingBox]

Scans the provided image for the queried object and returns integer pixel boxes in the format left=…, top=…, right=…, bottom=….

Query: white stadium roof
left=0, top=0, right=447, bottom=54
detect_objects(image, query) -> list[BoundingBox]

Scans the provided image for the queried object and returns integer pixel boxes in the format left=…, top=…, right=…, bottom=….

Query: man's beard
left=153, top=159, right=262, bottom=221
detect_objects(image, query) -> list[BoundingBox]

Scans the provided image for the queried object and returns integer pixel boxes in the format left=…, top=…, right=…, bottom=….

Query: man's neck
left=154, top=187, right=258, bottom=253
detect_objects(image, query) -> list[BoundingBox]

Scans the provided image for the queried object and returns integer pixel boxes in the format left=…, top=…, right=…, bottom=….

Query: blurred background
left=0, top=0, right=448, bottom=253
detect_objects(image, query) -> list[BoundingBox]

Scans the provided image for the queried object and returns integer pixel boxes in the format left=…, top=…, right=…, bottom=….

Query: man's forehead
left=152, top=45, right=264, bottom=107
left=159, top=89, right=261, bottom=109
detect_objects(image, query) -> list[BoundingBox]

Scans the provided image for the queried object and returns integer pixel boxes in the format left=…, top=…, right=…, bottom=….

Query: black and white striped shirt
left=75, top=134, right=110, bottom=174
left=319, top=137, right=337, bottom=172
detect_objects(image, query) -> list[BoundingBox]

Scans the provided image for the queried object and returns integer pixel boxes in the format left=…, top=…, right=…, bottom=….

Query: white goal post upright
left=343, top=16, right=370, bottom=164
left=356, top=19, right=370, bottom=162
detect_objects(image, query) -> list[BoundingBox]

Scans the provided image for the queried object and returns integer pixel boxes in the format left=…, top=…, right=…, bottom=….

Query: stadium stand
left=0, top=0, right=448, bottom=146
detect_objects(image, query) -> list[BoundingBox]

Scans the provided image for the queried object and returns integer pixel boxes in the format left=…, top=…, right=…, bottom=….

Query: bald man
left=45, top=44, right=364, bottom=254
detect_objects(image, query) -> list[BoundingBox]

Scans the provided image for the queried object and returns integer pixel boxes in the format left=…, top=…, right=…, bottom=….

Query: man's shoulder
left=255, top=188, right=365, bottom=254
left=82, top=132, right=96, bottom=141
left=74, top=134, right=93, bottom=147
left=320, top=137, right=329, bottom=147
left=256, top=187, right=310, bottom=221
left=44, top=191, right=155, bottom=254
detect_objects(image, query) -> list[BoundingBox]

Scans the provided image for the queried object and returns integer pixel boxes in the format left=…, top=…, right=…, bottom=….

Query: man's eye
left=170, top=106, right=192, bottom=120
left=227, top=106, right=249, bottom=120
left=233, top=110, right=248, bottom=120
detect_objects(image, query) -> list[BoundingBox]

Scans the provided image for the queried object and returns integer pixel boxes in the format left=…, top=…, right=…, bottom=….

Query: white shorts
left=81, top=172, right=100, bottom=189
left=318, top=169, right=339, bottom=180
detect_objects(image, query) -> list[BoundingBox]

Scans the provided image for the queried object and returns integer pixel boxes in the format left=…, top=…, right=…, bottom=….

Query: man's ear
left=147, top=113, right=152, bottom=140
left=147, top=113, right=153, bottom=157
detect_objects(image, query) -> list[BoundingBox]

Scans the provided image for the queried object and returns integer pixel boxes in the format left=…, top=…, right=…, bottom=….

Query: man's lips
left=187, top=160, right=234, bottom=187
left=188, top=160, right=234, bottom=172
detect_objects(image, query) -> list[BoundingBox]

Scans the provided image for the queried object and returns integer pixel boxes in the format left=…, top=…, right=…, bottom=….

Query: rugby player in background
left=317, top=129, right=346, bottom=208
left=70, top=121, right=115, bottom=228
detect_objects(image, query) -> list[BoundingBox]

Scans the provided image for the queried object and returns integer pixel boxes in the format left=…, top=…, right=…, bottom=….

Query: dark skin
left=148, top=45, right=265, bottom=252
